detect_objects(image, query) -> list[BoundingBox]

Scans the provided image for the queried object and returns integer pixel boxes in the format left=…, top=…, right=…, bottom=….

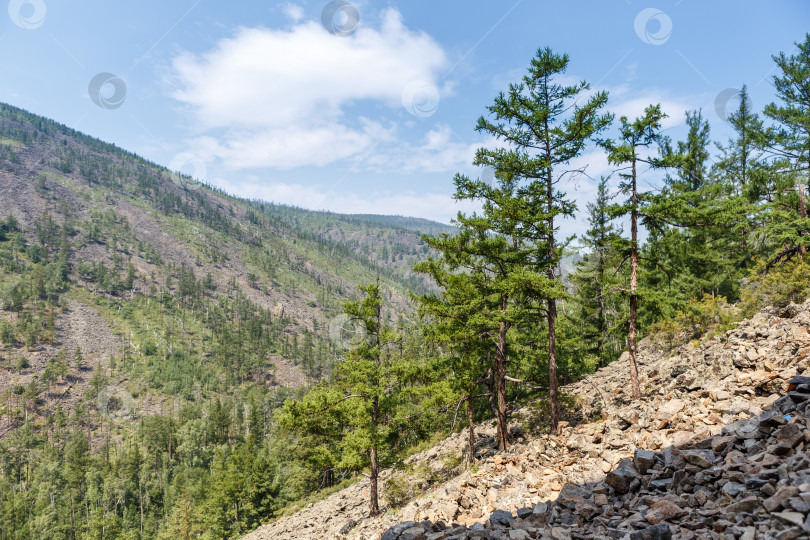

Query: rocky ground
left=243, top=301, right=810, bottom=540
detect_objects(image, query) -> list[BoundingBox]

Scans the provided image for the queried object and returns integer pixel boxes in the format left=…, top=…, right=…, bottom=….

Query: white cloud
left=191, top=119, right=389, bottom=170
left=365, top=124, right=487, bottom=174
left=280, top=2, right=305, bottom=22
left=169, top=9, right=449, bottom=170
left=609, top=93, right=693, bottom=130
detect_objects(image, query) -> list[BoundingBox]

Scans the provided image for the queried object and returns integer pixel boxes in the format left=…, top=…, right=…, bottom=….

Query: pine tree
left=571, top=177, right=624, bottom=367
left=713, top=85, right=765, bottom=263
left=660, top=110, right=740, bottom=299
left=761, top=33, right=810, bottom=259
left=600, top=104, right=668, bottom=400
left=470, top=47, right=611, bottom=432
left=417, top=211, right=521, bottom=451
left=415, top=254, right=496, bottom=462
left=279, top=283, right=398, bottom=516
left=715, top=86, right=765, bottom=196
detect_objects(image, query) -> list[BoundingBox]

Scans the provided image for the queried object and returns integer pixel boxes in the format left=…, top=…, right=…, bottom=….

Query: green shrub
left=0, top=320, right=13, bottom=344
left=648, top=294, right=741, bottom=351
left=676, top=294, right=740, bottom=341
left=740, top=257, right=810, bottom=317
left=383, top=456, right=463, bottom=508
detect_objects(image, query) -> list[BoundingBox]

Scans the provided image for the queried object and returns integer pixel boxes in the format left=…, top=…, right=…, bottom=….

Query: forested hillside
left=0, top=102, right=452, bottom=538
left=1, top=28, right=810, bottom=540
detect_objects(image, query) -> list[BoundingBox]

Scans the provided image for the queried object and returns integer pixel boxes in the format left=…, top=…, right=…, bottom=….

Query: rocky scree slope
left=243, top=300, right=810, bottom=539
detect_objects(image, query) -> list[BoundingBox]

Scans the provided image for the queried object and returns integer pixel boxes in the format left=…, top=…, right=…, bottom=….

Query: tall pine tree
left=472, top=47, right=611, bottom=431
left=600, top=104, right=667, bottom=400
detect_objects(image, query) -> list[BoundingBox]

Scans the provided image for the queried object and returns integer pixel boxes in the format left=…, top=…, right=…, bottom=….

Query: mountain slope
left=0, top=100, right=451, bottom=434
left=242, top=299, right=810, bottom=540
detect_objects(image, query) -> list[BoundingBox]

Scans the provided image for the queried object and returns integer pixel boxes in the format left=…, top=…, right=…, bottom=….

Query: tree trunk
left=369, top=288, right=381, bottom=517
left=546, top=139, right=560, bottom=434
left=139, top=481, right=144, bottom=533
left=369, top=396, right=380, bottom=516
left=629, top=159, right=641, bottom=400
left=596, top=249, right=606, bottom=367
left=495, top=300, right=509, bottom=451
left=467, top=395, right=476, bottom=466
left=801, top=163, right=809, bottom=256
left=485, top=367, right=498, bottom=419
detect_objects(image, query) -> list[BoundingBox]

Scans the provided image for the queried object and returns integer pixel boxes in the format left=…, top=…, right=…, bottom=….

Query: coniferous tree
left=470, top=47, right=611, bottom=432
left=417, top=203, right=522, bottom=451
left=714, top=85, right=765, bottom=262
left=415, top=254, right=495, bottom=461
left=761, top=33, right=810, bottom=259
left=571, top=177, right=624, bottom=367
left=279, top=283, right=399, bottom=516
left=659, top=110, right=741, bottom=299
left=600, top=104, right=667, bottom=400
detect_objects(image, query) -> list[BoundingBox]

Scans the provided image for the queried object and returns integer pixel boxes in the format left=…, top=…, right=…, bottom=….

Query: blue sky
left=1, top=0, right=808, bottom=234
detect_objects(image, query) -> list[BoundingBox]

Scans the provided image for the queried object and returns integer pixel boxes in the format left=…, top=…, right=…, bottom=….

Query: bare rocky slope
left=243, top=300, right=810, bottom=539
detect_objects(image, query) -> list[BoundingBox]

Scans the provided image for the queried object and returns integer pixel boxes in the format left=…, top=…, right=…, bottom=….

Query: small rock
left=382, top=522, right=418, bottom=540
left=629, top=523, right=672, bottom=540
left=339, top=520, right=357, bottom=535
left=606, top=461, right=640, bottom=493
left=399, top=526, right=426, bottom=540
left=725, top=496, right=761, bottom=514
left=764, top=486, right=800, bottom=512
left=532, top=503, right=548, bottom=515
left=735, top=422, right=760, bottom=440
left=680, top=449, right=715, bottom=468
left=656, top=399, right=685, bottom=421
left=489, top=509, right=514, bottom=527
left=509, top=530, right=531, bottom=540
left=634, top=449, right=657, bottom=474
left=773, top=511, right=805, bottom=527
left=645, top=500, right=686, bottom=525
left=721, top=482, right=746, bottom=497
left=550, top=527, right=572, bottom=540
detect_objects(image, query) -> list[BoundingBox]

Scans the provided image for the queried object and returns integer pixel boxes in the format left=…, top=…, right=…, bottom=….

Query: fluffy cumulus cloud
left=170, top=9, right=449, bottom=170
